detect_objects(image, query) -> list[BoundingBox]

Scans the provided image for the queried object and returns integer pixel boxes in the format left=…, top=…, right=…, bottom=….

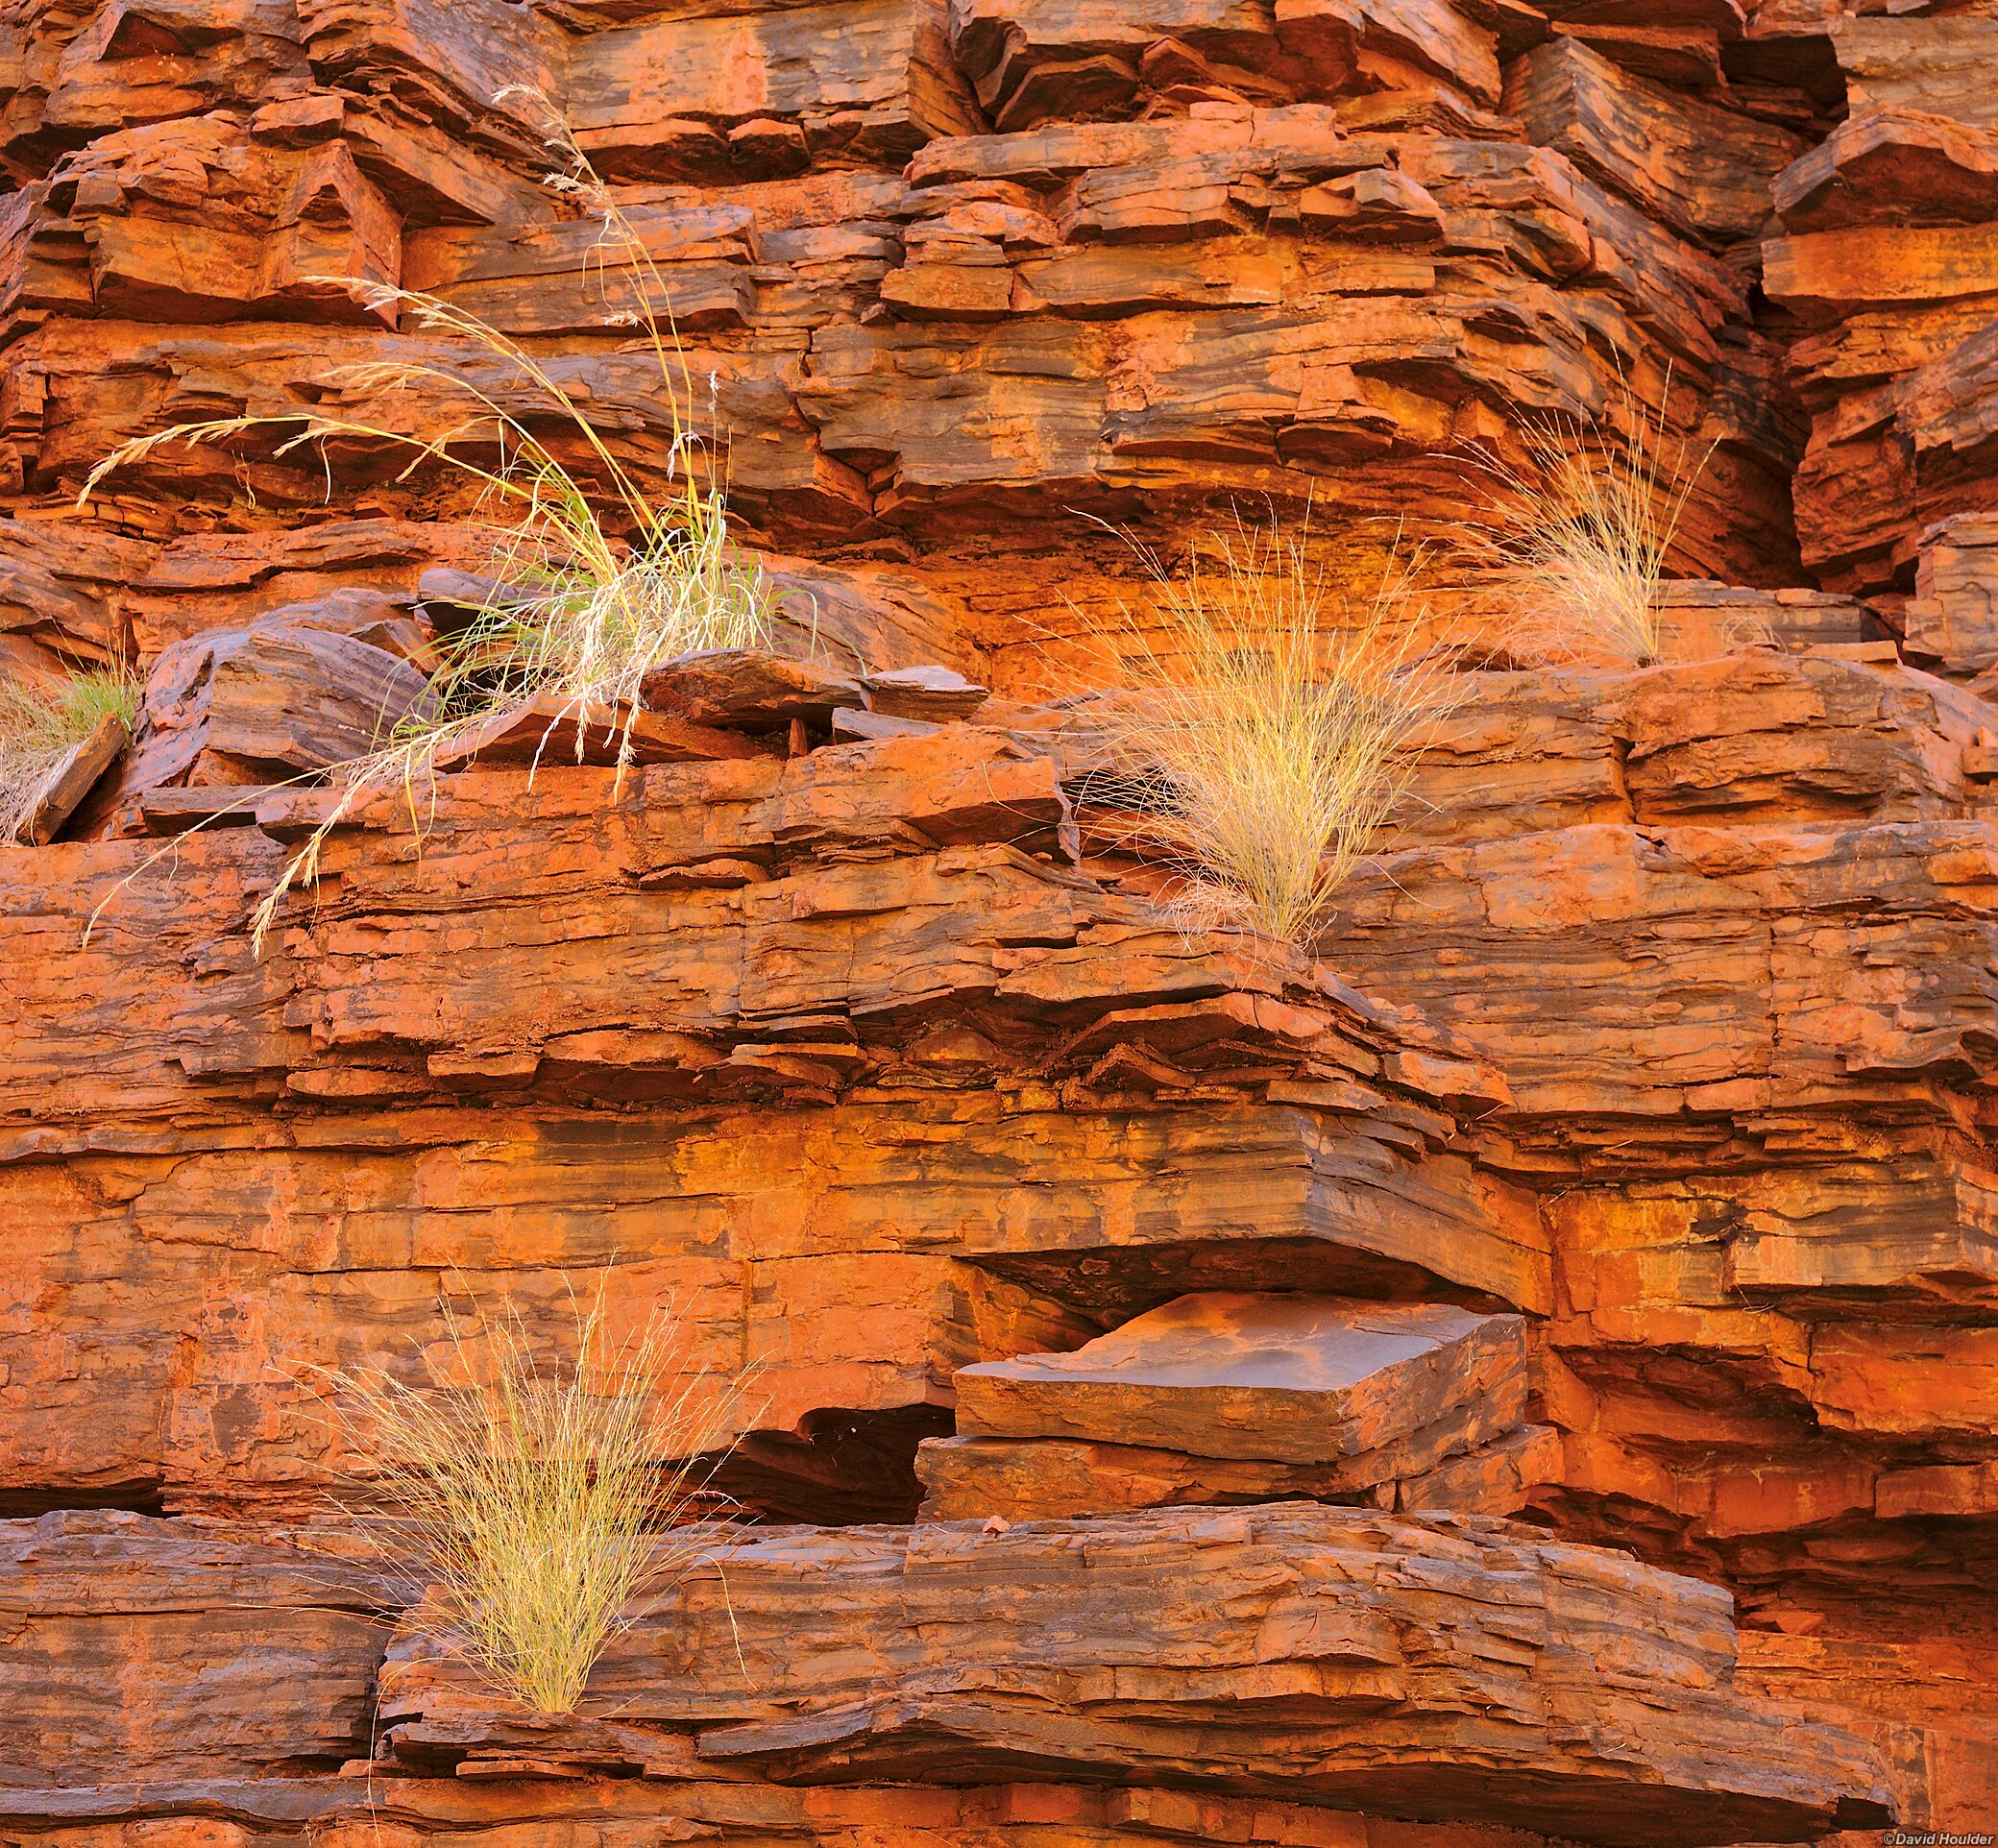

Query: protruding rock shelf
left=1, top=1506, right=1893, bottom=1847
left=923, top=1292, right=1533, bottom=1518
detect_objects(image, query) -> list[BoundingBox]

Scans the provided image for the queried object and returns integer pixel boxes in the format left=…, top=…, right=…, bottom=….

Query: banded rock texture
left=2, top=0, right=1998, bottom=1839
left=0, top=1506, right=1895, bottom=1845
left=922, top=1290, right=1534, bottom=1516
left=0, top=717, right=1540, bottom=1522
left=1765, top=26, right=1998, bottom=599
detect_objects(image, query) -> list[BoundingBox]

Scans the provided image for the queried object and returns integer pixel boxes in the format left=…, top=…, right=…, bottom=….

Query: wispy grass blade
left=1467, top=368, right=1713, bottom=667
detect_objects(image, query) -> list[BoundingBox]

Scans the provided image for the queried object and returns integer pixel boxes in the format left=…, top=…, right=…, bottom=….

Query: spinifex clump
left=78, top=90, right=781, bottom=949
left=1085, top=523, right=1461, bottom=948
left=318, top=1283, right=752, bottom=1715
left=1470, top=371, right=1713, bottom=668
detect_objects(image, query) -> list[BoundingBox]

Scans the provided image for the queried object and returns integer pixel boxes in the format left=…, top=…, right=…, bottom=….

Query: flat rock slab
left=914, top=1431, right=1382, bottom=1520
left=832, top=704, right=940, bottom=742
left=19, top=712, right=125, bottom=844
left=915, top=1426, right=1571, bottom=1525
left=639, top=647, right=863, bottom=728
left=955, top=1291, right=1527, bottom=1466
left=131, top=784, right=288, bottom=835
left=428, top=694, right=776, bottom=770
left=0, top=1506, right=1900, bottom=1845
left=861, top=662, right=990, bottom=719
left=1651, top=582, right=1888, bottom=660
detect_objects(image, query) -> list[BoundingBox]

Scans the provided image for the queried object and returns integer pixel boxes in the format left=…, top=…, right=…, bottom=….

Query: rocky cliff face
left=2, top=0, right=1996, bottom=1841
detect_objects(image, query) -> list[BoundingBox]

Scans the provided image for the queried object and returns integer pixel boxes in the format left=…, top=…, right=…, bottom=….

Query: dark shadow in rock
left=0, top=1479, right=167, bottom=1518
left=707, top=1404, right=957, bottom=1524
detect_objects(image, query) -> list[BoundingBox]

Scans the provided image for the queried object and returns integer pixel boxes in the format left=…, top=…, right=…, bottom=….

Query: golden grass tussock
left=75, top=89, right=783, bottom=950
left=1468, top=372, right=1713, bottom=668
left=315, top=1281, right=757, bottom=1715
left=0, top=660, right=142, bottom=842
left=1084, top=523, right=1464, bottom=948
left=242, top=493, right=780, bottom=951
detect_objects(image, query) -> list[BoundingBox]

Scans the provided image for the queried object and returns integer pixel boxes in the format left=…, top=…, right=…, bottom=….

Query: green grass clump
left=0, top=661, right=141, bottom=842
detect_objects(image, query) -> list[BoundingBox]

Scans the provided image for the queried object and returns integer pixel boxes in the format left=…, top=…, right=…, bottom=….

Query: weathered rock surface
left=15, top=708, right=124, bottom=841
left=954, top=1291, right=1524, bottom=1462
left=931, top=1291, right=1529, bottom=1517
left=0, top=1506, right=1894, bottom=1847
left=7, top=634, right=1991, bottom=1822
left=1766, top=36, right=1998, bottom=598
left=2, top=0, right=1997, bottom=1833
left=1908, top=512, right=1998, bottom=681
left=85, top=620, right=435, bottom=828
left=1, top=708, right=1549, bottom=1532
left=0, top=0, right=1814, bottom=588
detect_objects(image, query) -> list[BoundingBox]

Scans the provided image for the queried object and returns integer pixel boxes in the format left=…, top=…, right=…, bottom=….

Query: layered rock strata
left=0, top=711, right=1535, bottom=1520
left=1, top=1505, right=1895, bottom=1846
left=921, top=1290, right=1533, bottom=1516
left=3, top=0, right=1998, bottom=1837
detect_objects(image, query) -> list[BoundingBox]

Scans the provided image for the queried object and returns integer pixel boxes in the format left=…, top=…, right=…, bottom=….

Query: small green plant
left=1471, top=372, right=1712, bottom=668
left=316, top=1281, right=754, bottom=1715
left=0, top=660, right=141, bottom=842
left=1084, top=522, right=1460, bottom=947
left=76, top=89, right=780, bottom=949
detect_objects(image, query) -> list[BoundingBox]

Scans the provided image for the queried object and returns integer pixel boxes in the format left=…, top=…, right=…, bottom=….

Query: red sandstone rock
left=927, top=1291, right=1530, bottom=1519
left=1, top=1506, right=1890, bottom=1844
left=954, top=1290, right=1525, bottom=1461
left=0, top=720, right=1544, bottom=1528
left=90, top=622, right=435, bottom=824
left=1511, top=36, right=1803, bottom=248
left=1, top=0, right=1996, bottom=1829
left=1907, top=513, right=1998, bottom=681
left=16, top=708, right=125, bottom=842
left=639, top=647, right=865, bottom=728
left=1767, top=68, right=1998, bottom=595
left=371, top=1504, right=1890, bottom=1842
left=427, top=692, right=778, bottom=772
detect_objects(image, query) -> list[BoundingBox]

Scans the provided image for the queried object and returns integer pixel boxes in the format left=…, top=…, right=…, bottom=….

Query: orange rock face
left=1, top=0, right=1996, bottom=1839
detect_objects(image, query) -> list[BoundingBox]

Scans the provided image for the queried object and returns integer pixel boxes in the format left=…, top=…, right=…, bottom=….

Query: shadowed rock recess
left=1, top=0, right=1996, bottom=1839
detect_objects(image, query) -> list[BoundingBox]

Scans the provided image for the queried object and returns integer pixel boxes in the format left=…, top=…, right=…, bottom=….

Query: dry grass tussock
left=1084, top=523, right=1464, bottom=948
left=76, top=87, right=782, bottom=951
left=1469, top=372, right=1713, bottom=668
left=0, top=661, right=142, bottom=842
left=316, top=1280, right=757, bottom=1715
